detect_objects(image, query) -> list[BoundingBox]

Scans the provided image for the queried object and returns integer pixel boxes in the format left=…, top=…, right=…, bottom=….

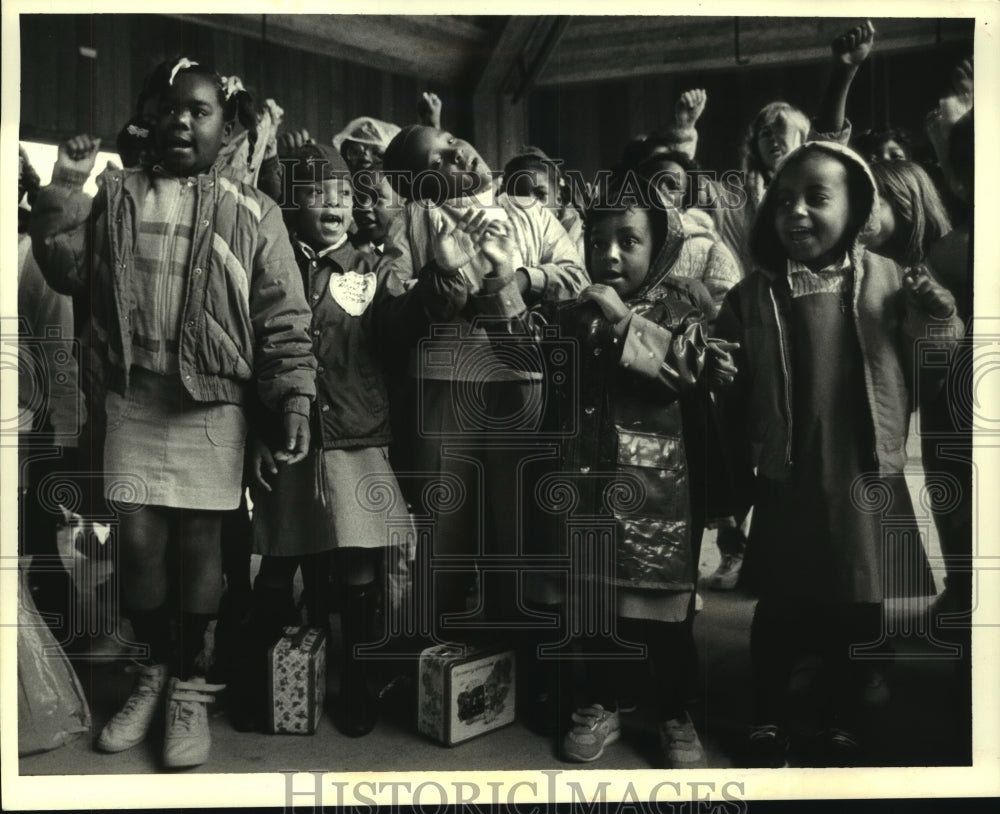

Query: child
left=376, top=125, right=587, bottom=640
left=29, top=58, right=316, bottom=768
left=715, top=141, right=961, bottom=767
left=472, top=173, right=736, bottom=767
left=246, top=143, right=415, bottom=737
left=502, top=147, right=585, bottom=257
left=867, top=160, right=952, bottom=268
left=852, top=128, right=914, bottom=165
left=631, top=149, right=742, bottom=314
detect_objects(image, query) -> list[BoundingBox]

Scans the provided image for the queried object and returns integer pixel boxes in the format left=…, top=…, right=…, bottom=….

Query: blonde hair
left=740, top=102, right=811, bottom=208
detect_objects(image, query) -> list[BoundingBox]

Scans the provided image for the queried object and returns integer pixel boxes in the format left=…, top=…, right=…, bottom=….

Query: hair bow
left=168, top=58, right=200, bottom=86
left=126, top=124, right=149, bottom=139
left=220, top=75, right=246, bottom=101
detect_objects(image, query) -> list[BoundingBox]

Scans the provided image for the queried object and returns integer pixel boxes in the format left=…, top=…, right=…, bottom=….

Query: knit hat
left=332, top=117, right=401, bottom=153
left=281, top=143, right=351, bottom=215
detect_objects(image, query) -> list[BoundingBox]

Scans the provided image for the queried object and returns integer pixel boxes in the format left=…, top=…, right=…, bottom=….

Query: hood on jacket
left=584, top=175, right=686, bottom=300
left=749, top=140, right=880, bottom=276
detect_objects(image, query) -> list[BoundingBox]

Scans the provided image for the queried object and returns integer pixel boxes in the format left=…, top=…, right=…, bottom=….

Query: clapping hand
left=431, top=207, right=506, bottom=282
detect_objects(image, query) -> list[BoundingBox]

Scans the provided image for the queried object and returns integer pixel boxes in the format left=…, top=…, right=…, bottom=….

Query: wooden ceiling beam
left=541, top=21, right=971, bottom=86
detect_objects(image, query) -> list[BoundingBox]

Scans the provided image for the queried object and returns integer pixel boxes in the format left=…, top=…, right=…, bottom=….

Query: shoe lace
left=117, top=666, right=164, bottom=715
left=571, top=705, right=610, bottom=729
left=664, top=718, right=696, bottom=745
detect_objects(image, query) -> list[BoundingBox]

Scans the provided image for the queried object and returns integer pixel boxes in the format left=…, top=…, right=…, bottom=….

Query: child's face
left=509, top=166, right=560, bottom=209
left=154, top=73, right=232, bottom=176
left=370, top=178, right=403, bottom=245
left=756, top=113, right=803, bottom=173
left=402, top=127, right=493, bottom=198
left=773, top=152, right=853, bottom=270
left=875, top=139, right=907, bottom=163
left=293, top=178, right=354, bottom=250
left=343, top=140, right=384, bottom=174
left=588, top=208, right=654, bottom=297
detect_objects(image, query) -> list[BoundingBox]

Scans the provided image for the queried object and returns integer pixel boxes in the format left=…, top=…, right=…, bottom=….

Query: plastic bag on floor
left=18, top=564, right=92, bottom=756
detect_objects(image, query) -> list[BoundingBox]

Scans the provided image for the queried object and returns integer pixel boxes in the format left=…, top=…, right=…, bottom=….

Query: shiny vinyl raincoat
left=476, top=204, right=723, bottom=598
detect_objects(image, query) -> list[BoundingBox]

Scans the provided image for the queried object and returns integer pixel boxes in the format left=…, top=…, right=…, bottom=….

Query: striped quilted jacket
left=30, top=164, right=316, bottom=413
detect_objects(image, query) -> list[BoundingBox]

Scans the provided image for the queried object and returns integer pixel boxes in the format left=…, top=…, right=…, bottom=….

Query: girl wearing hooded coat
left=474, top=175, right=737, bottom=768
left=714, top=141, right=963, bottom=767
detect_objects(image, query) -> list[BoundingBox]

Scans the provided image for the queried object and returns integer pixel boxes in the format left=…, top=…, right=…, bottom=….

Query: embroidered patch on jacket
left=328, top=270, right=376, bottom=316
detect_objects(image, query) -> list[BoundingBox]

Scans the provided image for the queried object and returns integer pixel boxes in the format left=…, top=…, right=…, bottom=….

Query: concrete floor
left=18, top=435, right=971, bottom=776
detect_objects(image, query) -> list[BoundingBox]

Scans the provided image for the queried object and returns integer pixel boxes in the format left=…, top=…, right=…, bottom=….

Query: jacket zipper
left=770, top=288, right=793, bottom=467
left=849, top=257, right=880, bottom=468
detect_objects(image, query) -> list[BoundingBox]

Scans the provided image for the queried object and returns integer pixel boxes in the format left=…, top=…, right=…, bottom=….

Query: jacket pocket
left=205, top=403, right=249, bottom=449
left=203, top=311, right=253, bottom=381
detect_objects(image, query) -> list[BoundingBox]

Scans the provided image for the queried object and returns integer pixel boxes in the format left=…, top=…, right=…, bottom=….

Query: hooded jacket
left=475, top=203, right=720, bottom=593
left=715, top=141, right=963, bottom=501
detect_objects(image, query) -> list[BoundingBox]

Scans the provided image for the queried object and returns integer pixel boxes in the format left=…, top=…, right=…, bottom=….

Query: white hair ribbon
left=168, top=58, right=199, bottom=86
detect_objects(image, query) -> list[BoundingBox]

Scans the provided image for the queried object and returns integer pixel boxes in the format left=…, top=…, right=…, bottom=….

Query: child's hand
left=479, top=222, right=518, bottom=279
left=578, top=284, right=630, bottom=323
left=274, top=412, right=310, bottom=465
left=832, top=20, right=875, bottom=66
left=247, top=436, right=278, bottom=492
left=675, top=89, right=707, bottom=129
left=951, top=57, right=973, bottom=105
left=706, top=338, right=740, bottom=388
left=431, top=207, right=496, bottom=279
left=264, top=98, right=285, bottom=130
left=278, top=129, right=313, bottom=156
left=904, top=266, right=957, bottom=320
left=57, top=135, right=101, bottom=176
left=418, top=92, right=443, bottom=129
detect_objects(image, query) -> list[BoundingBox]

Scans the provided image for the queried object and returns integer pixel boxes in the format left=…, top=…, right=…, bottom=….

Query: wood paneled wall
left=18, top=14, right=468, bottom=149
left=528, top=38, right=974, bottom=183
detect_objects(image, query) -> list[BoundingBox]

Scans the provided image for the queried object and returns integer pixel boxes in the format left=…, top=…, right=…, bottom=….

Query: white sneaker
left=96, top=664, right=168, bottom=753
left=561, top=704, right=621, bottom=762
left=163, top=676, right=226, bottom=769
left=659, top=713, right=708, bottom=768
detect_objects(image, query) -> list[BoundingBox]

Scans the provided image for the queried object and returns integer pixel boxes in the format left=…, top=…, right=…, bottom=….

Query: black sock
left=129, top=605, right=172, bottom=665
left=179, top=612, right=216, bottom=679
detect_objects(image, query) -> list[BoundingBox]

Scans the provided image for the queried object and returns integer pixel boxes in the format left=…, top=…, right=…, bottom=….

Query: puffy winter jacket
left=30, top=164, right=316, bottom=413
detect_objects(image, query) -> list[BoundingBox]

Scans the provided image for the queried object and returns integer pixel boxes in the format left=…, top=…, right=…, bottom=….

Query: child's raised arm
left=417, top=92, right=443, bottom=129
left=29, top=135, right=102, bottom=297
left=813, top=20, right=875, bottom=142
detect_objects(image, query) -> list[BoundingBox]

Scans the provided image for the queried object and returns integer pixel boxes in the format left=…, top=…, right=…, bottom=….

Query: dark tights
left=118, top=504, right=224, bottom=677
